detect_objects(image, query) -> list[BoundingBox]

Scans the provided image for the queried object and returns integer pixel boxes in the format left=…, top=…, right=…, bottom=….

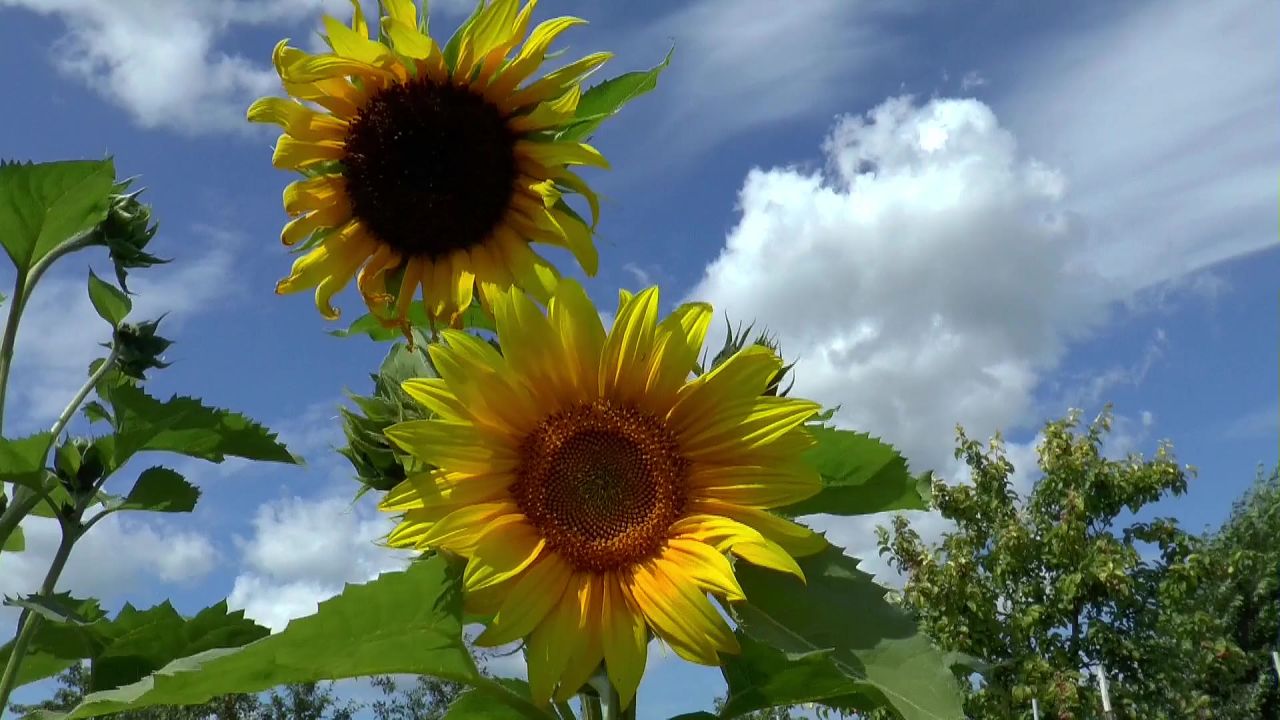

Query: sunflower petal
left=547, top=279, right=605, bottom=402
left=659, top=538, right=746, bottom=603
left=464, top=515, right=546, bottom=591
left=476, top=552, right=573, bottom=647
left=625, top=561, right=738, bottom=665
left=379, top=470, right=513, bottom=511
left=681, top=396, right=821, bottom=462
left=271, top=135, right=346, bottom=169
left=689, top=499, right=829, bottom=557
left=323, top=14, right=395, bottom=66
left=409, top=501, right=520, bottom=554
left=384, top=419, right=519, bottom=473
left=601, top=576, right=647, bottom=710
left=527, top=573, right=585, bottom=706
left=553, top=574, right=606, bottom=703
left=668, top=345, right=783, bottom=435
left=599, top=286, right=659, bottom=401
left=687, top=461, right=823, bottom=509
left=517, top=140, right=609, bottom=170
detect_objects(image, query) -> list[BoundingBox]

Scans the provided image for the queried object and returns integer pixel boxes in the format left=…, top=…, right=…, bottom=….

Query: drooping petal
left=384, top=419, right=520, bottom=473
left=625, top=560, right=739, bottom=665
left=464, top=515, right=547, bottom=591
left=601, top=575, right=648, bottom=710
left=475, top=552, right=574, bottom=646
left=689, top=499, right=829, bottom=557
left=686, top=461, right=823, bottom=509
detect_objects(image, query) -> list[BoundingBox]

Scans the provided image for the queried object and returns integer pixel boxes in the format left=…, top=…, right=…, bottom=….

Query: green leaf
left=97, top=383, right=298, bottom=472
left=556, top=48, right=673, bottom=143
left=2, top=524, right=23, bottom=551
left=0, top=594, right=109, bottom=688
left=3, top=592, right=100, bottom=625
left=116, top=467, right=200, bottom=513
left=723, top=545, right=965, bottom=720
left=668, top=714, right=718, bottom=720
left=0, top=159, right=115, bottom=273
left=0, top=431, right=53, bottom=491
left=330, top=300, right=496, bottom=340
left=47, top=556, right=552, bottom=720
left=86, top=269, right=131, bottom=327
left=775, top=427, right=927, bottom=518
left=443, top=678, right=539, bottom=720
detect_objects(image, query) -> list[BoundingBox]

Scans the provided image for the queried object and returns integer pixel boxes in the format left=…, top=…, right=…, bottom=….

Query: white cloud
left=227, top=494, right=410, bottom=632
left=684, top=95, right=1153, bottom=581
left=0, top=0, right=505, bottom=135
left=2, top=230, right=240, bottom=428
left=1000, top=0, right=1279, bottom=290
left=1224, top=403, right=1279, bottom=442
left=0, top=514, right=217, bottom=627
left=630, top=0, right=912, bottom=158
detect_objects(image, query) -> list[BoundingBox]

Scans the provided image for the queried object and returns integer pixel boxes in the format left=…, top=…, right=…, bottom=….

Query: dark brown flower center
left=512, top=400, right=689, bottom=572
left=342, top=79, right=517, bottom=260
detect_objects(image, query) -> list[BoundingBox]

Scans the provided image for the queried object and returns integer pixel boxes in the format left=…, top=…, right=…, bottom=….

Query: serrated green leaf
left=3, top=592, right=100, bottom=625
left=443, top=678, right=536, bottom=719
left=116, top=467, right=199, bottom=513
left=0, top=432, right=52, bottom=491
left=2, top=524, right=23, bottom=551
left=86, top=269, right=131, bottom=327
left=45, top=556, right=557, bottom=720
left=776, top=427, right=927, bottom=518
left=97, top=383, right=297, bottom=472
left=29, top=480, right=73, bottom=519
left=0, top=159, right=115, bottom=273
left=724, top=545, right=964, bottom=720
left=556, top=48, right=673, bottom=143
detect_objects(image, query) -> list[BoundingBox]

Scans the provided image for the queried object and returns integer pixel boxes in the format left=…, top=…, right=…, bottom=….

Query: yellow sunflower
left=247, top=0, right=610, bottom=327
left=379, top=281, right=829, bottom=708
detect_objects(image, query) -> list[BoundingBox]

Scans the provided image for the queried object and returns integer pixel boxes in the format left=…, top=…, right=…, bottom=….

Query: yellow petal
left=497, top=231, right=560, bottom=301
left=658, top=538, right=746, bottom=603
left=687, top=462, right=822, bottom=509
left=275, top=226, right=373, bottom=318
left=680, top=396, right=821, bottom=462
left=553, top=170, right=600, bottom=228
left=553, top=573, right=606, bottom=703
left=547, top=279, right=605, bottom=403
left=491, top=281, right=572, bottom=406
left=667, top=345, right=783, bottom=435
left=378, top=470, right=513, bottom=511
left=475, top=552, right=573, bottom=647
left=626, top=561, right=738, bottom=665
left=601, top=576, right=647, bottom=710
left=271, top=135, right=346, bottom=169
left=466, top=0, right=520, bottom=65
left=502, top=52, right=611, bottom=110
left=527, top=572, right=585, bottom=706
left=280, top=206, right=351, bottom=247
left=404, top=501, right=520, bottom=554
left=670, top=513, right=807, bottom=583
left=464, top=515, right=547, bottom=591
left=517, top=140, right=609, bottom=170
left=348, top=0, right=368, bottom=37
left=689, top=499, right=828, bottom=557
left=599, top=286, right=659, bottom=402
left=638, top=301, right=712, bottom=416
left=382, top=0, right=417, bottom=27
left=384, top=419, right=520, bottom=473
left=323, top=14, right=395, bottom=66
left=488, top=16, right=586, bottom=99
left=247, top=97, right=348, bottom=141
left=275, top=42, right=392, bottom=83
left=282, top=175, right=348, bottom=216
left=507, top=85, right=580, bottom=132
left=281, top=75, right=365, bottom=118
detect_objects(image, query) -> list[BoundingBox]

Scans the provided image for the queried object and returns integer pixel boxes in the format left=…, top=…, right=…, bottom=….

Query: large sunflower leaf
left=114, top=466, right=200, bottom=513
left=776, top=427, right=928, bottom=518
left=0, top=159, right=114, bottom=273
left=724, top=545, right=964, bottom=720
left=94, top=382, right=297, bottom=473
left=43, top=556, right=553, bottom=720
left=557, top=48, right=673, bottom=143
left=0, top=431, right=53, bottom=491
left=0, top=597, right=260, bottom=693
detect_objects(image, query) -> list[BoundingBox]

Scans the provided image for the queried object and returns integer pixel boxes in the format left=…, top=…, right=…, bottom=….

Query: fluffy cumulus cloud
left=227, top=494, right=410, bottom=632
left=0, top=515, right=217, bottom=628
left=0, top=0, right=474, bottom=134
left=686, top=95, right=1129, bottom=576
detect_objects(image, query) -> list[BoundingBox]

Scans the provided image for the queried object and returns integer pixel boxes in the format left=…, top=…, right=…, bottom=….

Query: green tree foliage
left=1184, top=467, right=1280, bottom=717
left=876, top=408, right=1237, bottom=719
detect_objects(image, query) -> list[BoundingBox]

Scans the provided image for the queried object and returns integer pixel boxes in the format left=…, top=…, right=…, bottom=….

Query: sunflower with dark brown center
left=379, top=281, right=829, bottom=709
left=247, top=0, right=609, bottom=326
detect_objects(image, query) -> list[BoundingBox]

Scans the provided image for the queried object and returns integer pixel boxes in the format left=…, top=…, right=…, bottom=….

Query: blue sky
left=0, top=0, right=1275, bottom=717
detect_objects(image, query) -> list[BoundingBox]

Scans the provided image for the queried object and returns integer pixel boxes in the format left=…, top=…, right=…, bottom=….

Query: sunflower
left=379, top=281, right=828, bottom=708
left=247, top=0, right=610, bottom=327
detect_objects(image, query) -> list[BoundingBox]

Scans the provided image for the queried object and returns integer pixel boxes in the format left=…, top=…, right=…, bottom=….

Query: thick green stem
left=0, top=233, right=95, bottom=436
left=0, top=338, right=118, bottom=555
left=0, top=270, right=28, bottom=437
left=0, top=522, right=77, bottom=712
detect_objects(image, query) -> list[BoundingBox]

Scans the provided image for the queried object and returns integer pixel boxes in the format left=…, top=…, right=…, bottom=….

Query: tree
left=367, top=675, right=464, bottom=720
left=1185, top=466, right=1280, bottom=717
left=5, top=662, right=261, bottom=719
left=876, top=407, right=1233, bottom=719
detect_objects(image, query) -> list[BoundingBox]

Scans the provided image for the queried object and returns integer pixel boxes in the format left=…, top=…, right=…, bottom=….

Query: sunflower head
left=378, top=281, right=829, bottom=708
left=249, top=0, right=613, bottom=329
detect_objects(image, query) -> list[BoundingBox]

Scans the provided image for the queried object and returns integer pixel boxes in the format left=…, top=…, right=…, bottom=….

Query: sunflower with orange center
left=247, top=0, right=610, bottom=327
left=379, top=280, right=829, bottom=708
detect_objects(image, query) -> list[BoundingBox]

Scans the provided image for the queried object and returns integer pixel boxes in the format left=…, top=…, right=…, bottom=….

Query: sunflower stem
left=0, top=518, right=77, bottom=711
